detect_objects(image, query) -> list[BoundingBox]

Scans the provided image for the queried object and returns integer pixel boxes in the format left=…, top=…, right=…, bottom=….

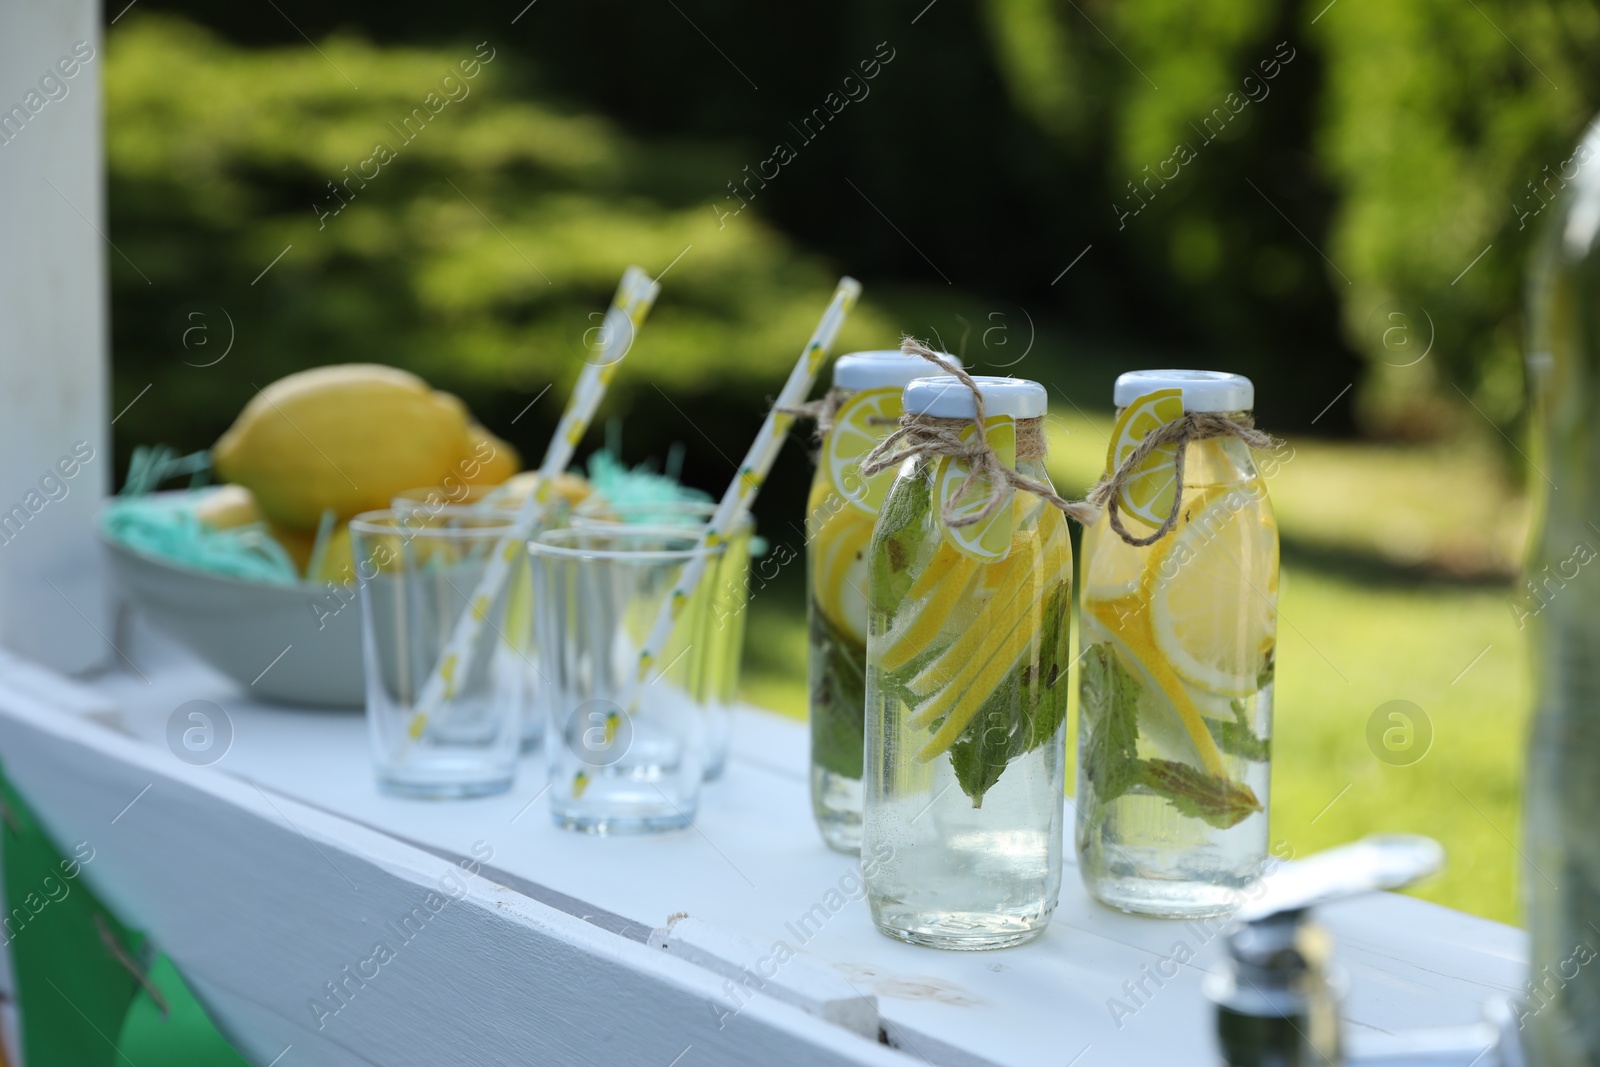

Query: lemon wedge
left=823, top=387, right=903, bottom=515
left=1082, top=518, right=1149, bottom=600
left=877, top=553, right=979, bottom=672
left=812, top=502, right=876, bottom=644
left=882, top=497, right=1051, bottom=674
left=1104, top=387, right=1184, bottom=526
left=1142, top=486, right=1278, bottom=697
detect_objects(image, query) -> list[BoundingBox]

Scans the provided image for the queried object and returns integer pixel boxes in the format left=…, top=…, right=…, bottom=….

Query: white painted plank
left=0, top=648, right=121, bottom=730
left=649, top=915, right=880, bottom=1038
left=0, top=0, right=111, bottom=675
left=0, top=682, right=914, bottom=1066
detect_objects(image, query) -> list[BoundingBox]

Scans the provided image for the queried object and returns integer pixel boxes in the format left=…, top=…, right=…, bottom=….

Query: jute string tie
left=777, top=386, right=899, bottom=442
left=859, top=340, right=1098, bottom=528
left=1084, top=410, right=1277, bottom=547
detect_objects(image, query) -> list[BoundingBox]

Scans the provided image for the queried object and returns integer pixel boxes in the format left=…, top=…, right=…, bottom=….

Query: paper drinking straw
left=631, top=276, right=862, bottom=690
left=406, top=266, right=660, bottom=736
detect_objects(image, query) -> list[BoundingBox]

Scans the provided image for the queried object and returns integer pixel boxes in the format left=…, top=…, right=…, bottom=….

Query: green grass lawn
left=739, top=419, right=1534, bottom=926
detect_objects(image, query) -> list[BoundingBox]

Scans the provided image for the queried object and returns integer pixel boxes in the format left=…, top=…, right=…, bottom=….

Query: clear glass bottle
left=809, top=350, right=961, bottom=853
left=1522, top=116, right=1600, bottom=1065
left=1075, top=370, right=1277, bottom=918
left=862, top=375, right=1071, bottom=950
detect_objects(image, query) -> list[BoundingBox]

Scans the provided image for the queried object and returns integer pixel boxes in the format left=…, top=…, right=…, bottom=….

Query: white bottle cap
left=1113, top=370, right=1254, bottom=413
left=831, top=349, right=962, bottom=392
left=903, top=375, right=1048, bottom=420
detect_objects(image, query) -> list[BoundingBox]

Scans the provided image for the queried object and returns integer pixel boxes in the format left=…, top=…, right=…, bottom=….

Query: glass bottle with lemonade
left=808, top=349, right=960, bottom=853
left=1076, top=370, right=1277, bottom=918
left=862, top=375, right=1072, bottom=950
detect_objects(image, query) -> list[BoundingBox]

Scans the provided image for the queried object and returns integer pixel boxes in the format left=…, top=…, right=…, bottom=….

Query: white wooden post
left=0, top=0, right=112, bottom=675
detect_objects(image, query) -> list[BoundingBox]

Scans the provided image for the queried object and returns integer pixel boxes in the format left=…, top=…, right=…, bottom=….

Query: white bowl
left=101, top=531, right=364, bottom=708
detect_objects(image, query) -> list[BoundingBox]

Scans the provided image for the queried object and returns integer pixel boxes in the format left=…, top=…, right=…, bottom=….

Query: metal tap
left=1206, top=835, right=1525, bottom=1067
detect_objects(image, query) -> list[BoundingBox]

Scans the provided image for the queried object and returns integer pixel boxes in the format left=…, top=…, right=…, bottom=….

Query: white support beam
left=0, top=0, right=111, bottom=675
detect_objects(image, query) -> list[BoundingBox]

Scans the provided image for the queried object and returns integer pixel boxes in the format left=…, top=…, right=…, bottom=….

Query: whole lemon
left=213, top=364, right=472, bottom=529
left=462, top=424, right=521, bottom=487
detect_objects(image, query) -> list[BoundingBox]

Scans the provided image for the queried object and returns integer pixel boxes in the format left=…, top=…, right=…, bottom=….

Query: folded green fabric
left=118, top=954, right=251, bottom=1067
left=1, top=763, right=249, bottom=1066
left=1, top=767, right=139, bottom=1067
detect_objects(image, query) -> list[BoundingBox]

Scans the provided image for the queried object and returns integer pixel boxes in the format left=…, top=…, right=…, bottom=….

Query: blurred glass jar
left=807, top=350, right=961, bottom=853
left=1075, top=371, right=1276, bottom=919
left=862, top=375, right=1071, bottom=950
left=1522, top=115, right=1600, bottom=1064
left=572, top=499, right=753, bottom=780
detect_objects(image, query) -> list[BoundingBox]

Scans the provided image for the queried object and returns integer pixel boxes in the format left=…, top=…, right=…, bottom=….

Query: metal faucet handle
left=1238, top=834, right=1445, bottom=924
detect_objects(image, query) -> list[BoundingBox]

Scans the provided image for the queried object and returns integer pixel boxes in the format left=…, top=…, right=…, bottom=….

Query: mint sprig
left=1079, top=643, right=1264, bottom=830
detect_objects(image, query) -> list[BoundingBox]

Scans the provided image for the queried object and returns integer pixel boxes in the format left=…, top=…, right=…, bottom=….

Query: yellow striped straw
left=405, top=266, right=660, bottom=738
left=631, top=276, right=862, bottom=690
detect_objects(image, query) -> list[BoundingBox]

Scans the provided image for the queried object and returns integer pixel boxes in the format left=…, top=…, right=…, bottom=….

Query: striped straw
left=406, top=266, right=659, bottom=736
left=631, top=276, right=862, bottom=690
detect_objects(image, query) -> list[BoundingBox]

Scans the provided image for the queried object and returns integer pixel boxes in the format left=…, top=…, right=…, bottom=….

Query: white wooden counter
left=0, top=627, right=1526, bottom=1067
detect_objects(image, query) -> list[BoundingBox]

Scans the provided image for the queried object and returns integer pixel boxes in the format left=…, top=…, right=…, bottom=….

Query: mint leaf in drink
left=1079, top=643, right=1145, bottom=805
left=1257, top=645, right=1276, bottom=692
left=1023, top=581, right=1073, bottom=751
left=869, top=472, right=932, bottom=622
left=1081, top=642, right=1265, bottom=828
left=810, top=600, right=868, bottom=779
left=947, top=581, right=1073, bottom=807
left=1139, top=759, right=1263, bottom=830
left=948, top=673, right=1022, bottom=807
left=1206, top=699, right=1270, bottom=762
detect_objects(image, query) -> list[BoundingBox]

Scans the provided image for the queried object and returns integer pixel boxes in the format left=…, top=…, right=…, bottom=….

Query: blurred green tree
left=109, top=0, right=1600, bottom=459
left=106, top=16, right=897, bottom=504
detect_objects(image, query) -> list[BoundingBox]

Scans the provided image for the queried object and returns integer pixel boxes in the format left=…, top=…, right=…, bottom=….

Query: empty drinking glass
left=571, top=499, right=754, bottom=779
left=350, top=508, right=529, bottom=798
left=529, top=526, right=721, bottom=832
left=391, top=487, right=564, bottom=753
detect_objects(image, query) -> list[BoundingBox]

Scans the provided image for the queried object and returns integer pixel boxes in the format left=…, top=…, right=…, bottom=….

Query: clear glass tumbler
left=350, top=508, right=528, bottom=799
left=571, top=499, right=753, bottom=780
left=392, top=487, right=565, bottom=754
left=529, top=526, right=720, bottom=832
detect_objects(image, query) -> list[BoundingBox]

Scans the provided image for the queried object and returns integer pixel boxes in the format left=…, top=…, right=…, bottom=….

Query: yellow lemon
left=491, top=470, right=594, bottom=510
left=823, top=387, right=902, bottom=515
left=214, top=364, right=473, bottom=529
left=1142, top=486, right=1278, bottom=697
left=266, top=520, right=316, bottom=573
left=313, top=524, right=355, bottom=584
left=193, top=484, right=263, bottom=530
left=1105, top=388, right=1185, bottom=526
left=461, top=424, right=521, bottom=487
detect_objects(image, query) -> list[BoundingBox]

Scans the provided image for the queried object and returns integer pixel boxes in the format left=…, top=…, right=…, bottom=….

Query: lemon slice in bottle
left=812, top=502, right=875, bottom=644
left=824, top=387, right=903, bottom=516
left=1082, top=522, right=1149, bottom=600
left=1084, top=596, right=1230, bottom=778
left=1105, top=387, right=1185, bottom=526
left=1142, top=487, right=1278, bottom=697
left=934, top=416, right=1017, bottom=562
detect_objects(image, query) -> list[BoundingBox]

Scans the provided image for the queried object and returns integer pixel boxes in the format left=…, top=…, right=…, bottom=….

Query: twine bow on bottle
left=776, top=388, right=854, bottom=441
left=1085, top=411, right=1278, bottom=547
left=858, top=339, right=1098, bottom=528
